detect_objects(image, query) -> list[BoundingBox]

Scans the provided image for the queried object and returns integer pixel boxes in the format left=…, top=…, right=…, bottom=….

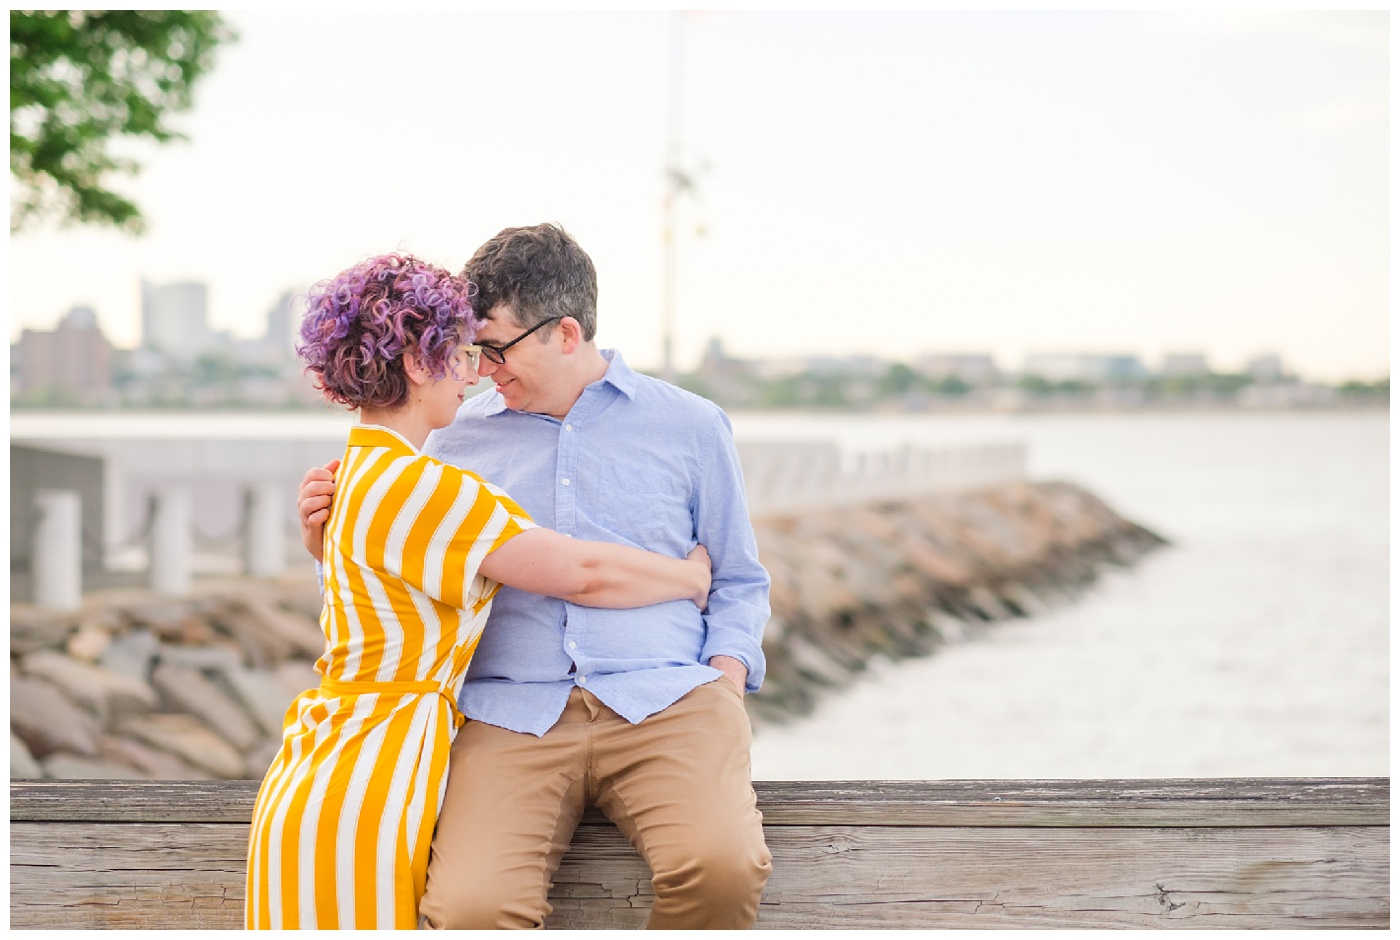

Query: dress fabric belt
left=319, top=676, right=465, bottom=729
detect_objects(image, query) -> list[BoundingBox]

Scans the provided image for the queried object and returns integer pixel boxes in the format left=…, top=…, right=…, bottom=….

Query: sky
left=8, top=10, right=1391, bottom=381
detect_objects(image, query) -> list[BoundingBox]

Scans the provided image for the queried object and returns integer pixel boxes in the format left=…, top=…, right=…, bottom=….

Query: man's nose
left=476, top=356, right=500, bottom=378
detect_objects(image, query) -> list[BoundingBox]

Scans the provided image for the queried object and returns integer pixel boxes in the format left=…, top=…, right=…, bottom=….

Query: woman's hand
left=687, top=543, right=712, bottom=611
left=298, top=460, right=340, bottom=563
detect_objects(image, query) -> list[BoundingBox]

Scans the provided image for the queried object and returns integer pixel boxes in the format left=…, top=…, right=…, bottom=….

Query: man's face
left=474, top=304, right=564, bottom=414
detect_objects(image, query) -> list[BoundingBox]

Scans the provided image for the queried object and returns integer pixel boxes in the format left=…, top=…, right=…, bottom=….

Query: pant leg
left=590, top=680, right=772, bottom=929
left=417, top=692, right=590, bottom=930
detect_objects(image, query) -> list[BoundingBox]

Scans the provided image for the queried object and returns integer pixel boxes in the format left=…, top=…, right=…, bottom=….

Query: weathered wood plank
left=553, top=824, right=1391, bottom=929
left=10, top=823, right=246, bottom=931
left=10, top=777, right=1389, bottom=827
left=11, top=820, right=1388, bottom=930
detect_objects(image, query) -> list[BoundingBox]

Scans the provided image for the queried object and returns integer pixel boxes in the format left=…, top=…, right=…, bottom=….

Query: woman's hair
left=296, top=252, right=478, bottom=409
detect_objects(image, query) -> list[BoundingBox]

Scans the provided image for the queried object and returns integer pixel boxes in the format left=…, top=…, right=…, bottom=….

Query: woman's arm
left=477, top=528, right=711, bottom=609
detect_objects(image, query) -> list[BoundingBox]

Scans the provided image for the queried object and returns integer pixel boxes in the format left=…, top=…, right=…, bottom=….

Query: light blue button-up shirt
left=422, top=349, right=770, bottom=736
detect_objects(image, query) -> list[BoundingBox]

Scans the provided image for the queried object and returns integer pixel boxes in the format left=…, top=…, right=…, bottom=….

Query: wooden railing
left=737, top=441, right=1026, bottom=516
left=10, top=777, right=1388, bottom=929
left=17, top=440, right=1026, bottom=607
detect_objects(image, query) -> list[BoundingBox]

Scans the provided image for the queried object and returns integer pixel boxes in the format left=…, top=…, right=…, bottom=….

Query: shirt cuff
left=701, top=634, right=766, bottom=693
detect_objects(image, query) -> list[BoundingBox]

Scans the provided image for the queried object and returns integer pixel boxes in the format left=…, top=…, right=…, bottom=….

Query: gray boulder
left=10, top=675, right=100, bottom=758
left=243, top=737, right=282, bottom=780
left=221, top=665, right=297, bottom=739
left=20, top=650, right=157, bottom=726
left=116, top=714, right=245, bottom=779
left=41, top=753, right=145, bottom=780
left=9, top=606, right=77, bottom=656
left=11, top=732, right=42, bottom=779
left=273, top=660, right=321, bottom=703
left=150, top=663, right=262, bottom=752
left=100, top=629, right=159, bottom=682
left=99, top=734, right=212, bottom=780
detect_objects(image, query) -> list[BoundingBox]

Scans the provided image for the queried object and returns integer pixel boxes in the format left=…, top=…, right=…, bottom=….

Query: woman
left=244, top=253, right=710, bottom=930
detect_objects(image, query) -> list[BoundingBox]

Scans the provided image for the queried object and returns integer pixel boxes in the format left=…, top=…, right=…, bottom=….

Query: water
left=729, top=411, right=1389, bottom=779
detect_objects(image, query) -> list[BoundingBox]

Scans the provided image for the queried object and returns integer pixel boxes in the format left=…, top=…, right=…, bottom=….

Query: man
left=297, top=223, right=772, bottom=928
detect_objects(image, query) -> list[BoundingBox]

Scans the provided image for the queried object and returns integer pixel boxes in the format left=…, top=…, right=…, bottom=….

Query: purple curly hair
left=296, top=253, right=479, bottom=409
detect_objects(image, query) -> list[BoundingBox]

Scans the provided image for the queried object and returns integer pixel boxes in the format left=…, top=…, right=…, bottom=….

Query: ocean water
left=729, top=411, right=1389, bottom=779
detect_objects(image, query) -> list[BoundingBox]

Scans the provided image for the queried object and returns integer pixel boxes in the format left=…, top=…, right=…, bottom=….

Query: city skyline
left=12, top=288, right=1333, bottom=385
left=9, top=11, right=1390, bottom=382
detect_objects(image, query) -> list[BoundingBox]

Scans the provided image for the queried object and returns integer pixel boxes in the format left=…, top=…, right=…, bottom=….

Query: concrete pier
left=149, top=488, right=192, bottom=595
left=32, top=490, right=82, bottom=611
left=242, top=482, right=286, bottom=578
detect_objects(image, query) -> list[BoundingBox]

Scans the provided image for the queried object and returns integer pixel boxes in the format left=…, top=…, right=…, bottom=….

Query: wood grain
left=9, top=778, right=1390, bottom=930
left=11, top=777, right=1389, bottom=826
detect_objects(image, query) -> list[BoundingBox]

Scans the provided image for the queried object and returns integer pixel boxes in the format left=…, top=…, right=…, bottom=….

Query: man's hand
left=298, top=459, right=340, bottom=563
left=708, top=655, right=747, bottom=696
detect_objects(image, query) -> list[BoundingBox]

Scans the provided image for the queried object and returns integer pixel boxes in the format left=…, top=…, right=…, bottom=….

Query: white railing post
left=150, top=487, right=192, bottom=595
left=33, top=490, right=81, bottom=610
left=244, top=482, right=287, bottom=578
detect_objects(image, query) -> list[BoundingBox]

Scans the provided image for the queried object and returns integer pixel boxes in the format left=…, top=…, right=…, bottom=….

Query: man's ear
left=403, top=351, right=431, bottom=387
left=557, top=316, right=584, bottom=355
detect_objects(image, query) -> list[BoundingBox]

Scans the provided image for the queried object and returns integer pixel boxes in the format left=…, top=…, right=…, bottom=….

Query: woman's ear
left=403, top=351, right=431, bottom=387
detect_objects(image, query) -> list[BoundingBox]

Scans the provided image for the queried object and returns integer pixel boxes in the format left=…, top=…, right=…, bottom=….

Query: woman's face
left=422, top=344, right=481, bottom=429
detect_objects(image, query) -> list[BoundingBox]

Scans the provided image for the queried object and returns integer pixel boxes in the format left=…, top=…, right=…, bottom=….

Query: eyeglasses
left=459, top=345, right=482, bottom=370
left=477, top=316, right=562, bottom=365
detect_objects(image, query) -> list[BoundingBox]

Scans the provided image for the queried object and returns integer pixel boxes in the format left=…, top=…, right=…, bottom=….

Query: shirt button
left=561, top=478, right=571, bottom=486
left=577, top=674, right=587, bottom=685
left=568, top=641, right=577, bottom=650
left=565, top=424, right=573, bottom=432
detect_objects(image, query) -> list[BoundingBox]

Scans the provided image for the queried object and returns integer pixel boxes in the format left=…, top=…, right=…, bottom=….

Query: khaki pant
left=419, top=679, right=772, bottom=929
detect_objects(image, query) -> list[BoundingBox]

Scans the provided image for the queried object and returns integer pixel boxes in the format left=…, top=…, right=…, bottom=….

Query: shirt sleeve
left=694, top=409, right=772, bottom=692
left=398, top=462, right=537, bottom=612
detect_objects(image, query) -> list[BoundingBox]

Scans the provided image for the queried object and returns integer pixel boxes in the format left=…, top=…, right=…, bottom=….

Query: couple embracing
left=244, top=224, right=773, bottom=929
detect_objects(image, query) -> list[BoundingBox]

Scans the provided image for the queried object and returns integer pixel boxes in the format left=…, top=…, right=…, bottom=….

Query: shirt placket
left=556, top=388, right=599, bottom=686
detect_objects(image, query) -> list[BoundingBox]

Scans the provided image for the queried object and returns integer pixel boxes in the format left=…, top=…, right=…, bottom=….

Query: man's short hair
left=463, top=223, right=598, bottom=341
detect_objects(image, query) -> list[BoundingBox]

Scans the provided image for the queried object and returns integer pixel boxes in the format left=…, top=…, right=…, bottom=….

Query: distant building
left=141, top=280, right=211, bottom=358
left=1160, top=353, right=1210, bottom=377
left=752, top=355, right=885, bottom=380
left=1022, top=353, right=1147, bottom=383
left=1238, top=382, right=1336, bottom=408
left=265, top=290, right=298, bottom=353
left=15, top=306, right=114, bottom=399
left=1246, top=354, right=1285, bottom=384
left=698, top=336, right=748, bottom=377
left=914, top=354, right=999, bottom=385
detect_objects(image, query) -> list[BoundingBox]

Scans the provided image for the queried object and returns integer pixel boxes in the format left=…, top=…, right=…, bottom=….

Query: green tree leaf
left=10, top=10, right=234, bottom=233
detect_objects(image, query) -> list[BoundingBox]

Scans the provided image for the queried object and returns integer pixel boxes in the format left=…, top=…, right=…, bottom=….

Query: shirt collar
left=597, top=348, right=638, bottom=400
left=479, top=348, right=638, bottom=418
left=348, top=423, right=419, bottom=455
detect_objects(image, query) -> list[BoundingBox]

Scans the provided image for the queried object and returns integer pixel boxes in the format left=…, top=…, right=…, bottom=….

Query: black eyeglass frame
left=477, top=316, right=563, bottom=365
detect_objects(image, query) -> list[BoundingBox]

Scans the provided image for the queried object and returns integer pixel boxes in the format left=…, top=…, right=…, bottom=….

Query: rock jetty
left=9, top=480, right=1164, bottom=780
left=745, top=479, right=1166, bottom=724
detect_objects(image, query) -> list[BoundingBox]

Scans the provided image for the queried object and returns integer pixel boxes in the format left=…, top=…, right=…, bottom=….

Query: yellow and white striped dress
left=245, top=425, right=535, bottom=929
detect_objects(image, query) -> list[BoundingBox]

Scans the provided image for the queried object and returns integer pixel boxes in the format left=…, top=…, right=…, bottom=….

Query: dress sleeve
left=403, top=461, right=535, bottom=611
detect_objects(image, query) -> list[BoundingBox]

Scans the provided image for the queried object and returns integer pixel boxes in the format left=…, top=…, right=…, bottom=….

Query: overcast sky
left=8, top=10, right=1390, bottom=381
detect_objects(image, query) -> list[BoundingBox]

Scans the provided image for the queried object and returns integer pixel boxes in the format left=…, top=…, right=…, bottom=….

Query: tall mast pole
left=660, top=12, right=685, bottom=384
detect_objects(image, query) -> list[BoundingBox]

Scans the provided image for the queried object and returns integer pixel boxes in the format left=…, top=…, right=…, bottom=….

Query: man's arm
left=298, top=460, right=339, bottom=564
left=694, top=411, right=771, bottom=696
